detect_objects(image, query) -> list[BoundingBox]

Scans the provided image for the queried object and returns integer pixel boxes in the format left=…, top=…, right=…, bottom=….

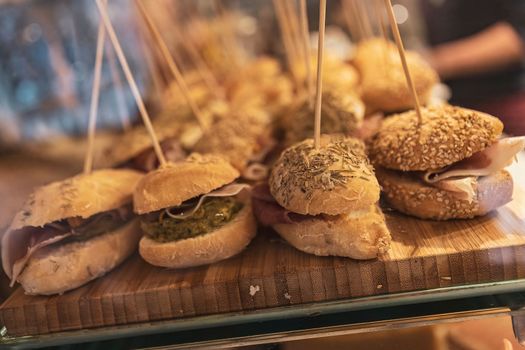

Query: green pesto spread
left=141, top=197, right=244, bottom=243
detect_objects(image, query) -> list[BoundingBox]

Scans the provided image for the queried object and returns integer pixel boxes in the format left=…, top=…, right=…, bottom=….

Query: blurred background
left=0, top=0, right=523, bottom=148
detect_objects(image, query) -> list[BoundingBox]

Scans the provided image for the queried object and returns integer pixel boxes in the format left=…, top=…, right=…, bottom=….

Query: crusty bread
left=376, top=168, right=513, bottom=220
left=8, top=169, right=143, bottom=231
left=282, top=90, right=365, bottom=146
left=353, top=38, right=438, bottom=113
left=139, top=199, right=257, bottom=268
left=273, top=205, right=391, bottom=260
left=17, top=219, right=141, bottom=295
left=270, top=135, right=380, bottom=216
left=368, top=105, right=503, bottom=171
left=133, top=154, right=240, bottom=214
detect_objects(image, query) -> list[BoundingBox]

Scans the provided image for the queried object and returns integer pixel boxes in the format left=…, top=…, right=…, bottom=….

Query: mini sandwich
left=134, top=154, right=257, bottom=268
left=281, top=89, right=365, bottom=146
left=252, top=135, right=391, bottom=260
left=1, top=169, right=143, bottom=295
left=368, top=105, right=525, bottom=220
left=193, top=107, right=276, bottom=180
left=353, top=38, right=438, bottom=113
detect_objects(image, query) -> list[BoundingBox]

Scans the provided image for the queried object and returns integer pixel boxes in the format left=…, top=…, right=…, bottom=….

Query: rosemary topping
left=270, top=136, right=374, bottom=206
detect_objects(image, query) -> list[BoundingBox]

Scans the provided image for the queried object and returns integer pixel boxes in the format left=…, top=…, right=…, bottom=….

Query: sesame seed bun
left=368, top=105, right=504, bottom=171
left=139, top=198, right=256, bottom=268
left=269, top=135, right=380, bottom=216
left=376, top=167, right=513, bottom=220
left=273, top=205, right=391, bottom=260
left=133, top=154, right=240, bottom=214
left=17, top=218, right=141, bottom=295
left=8, top=169, right=143, bottom=231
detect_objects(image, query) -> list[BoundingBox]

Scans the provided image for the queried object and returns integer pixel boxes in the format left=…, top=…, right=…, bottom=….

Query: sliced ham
left=251, top=183, right=311, bottom=226
left=165, top=183, right=251, bottom=220
left=424, top=137, right=525, bottom=183
left=432, top=177, right=477, bottom=203
left=9, top=228, right=72, bottom=286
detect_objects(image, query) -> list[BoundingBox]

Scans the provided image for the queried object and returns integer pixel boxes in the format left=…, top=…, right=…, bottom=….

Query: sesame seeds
left=368, top=105, right=503, bottom=171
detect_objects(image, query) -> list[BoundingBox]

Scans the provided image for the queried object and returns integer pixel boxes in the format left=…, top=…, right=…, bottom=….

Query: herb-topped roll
left=134, top=153, right=256, bottom=268
left=253, top=135, right=391, bottom=260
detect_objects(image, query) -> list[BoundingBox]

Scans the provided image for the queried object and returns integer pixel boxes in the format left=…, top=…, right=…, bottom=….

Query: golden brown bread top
left=9, top=169, right=143, bottom=230
left=269, top=135, right=380, bottom=215
left=368, top=105, right=504, bottom=171
left=133, top=154, right=240, bottom=214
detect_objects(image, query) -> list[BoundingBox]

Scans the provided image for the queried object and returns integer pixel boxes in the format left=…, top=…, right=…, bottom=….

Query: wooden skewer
left=83, top=22, right=105, bottom=175
left=284, top=0, right=304, bottom=67
left=342, top=0, right=359, bottom=41
left=95, top=0, right=167, bottom=167
left=105, top=41, right=130, bottom=131
left=374, top=0, right=390, bottom=75
left=357, top=0, right=374, bottom=39
left=348, top=0, right=366, bottom=41
left=314, top=0, right=327, bottom=149
left=299, top=0, right=313, bottom=108
left=383, top=0, right=423, bottom=124
left=136, top=0, right=207, bottom=130
left=274, top=0, right=300, bottom=79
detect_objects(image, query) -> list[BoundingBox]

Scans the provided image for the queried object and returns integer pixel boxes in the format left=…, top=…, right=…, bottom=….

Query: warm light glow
left=393, top=4, right=409, bottom=25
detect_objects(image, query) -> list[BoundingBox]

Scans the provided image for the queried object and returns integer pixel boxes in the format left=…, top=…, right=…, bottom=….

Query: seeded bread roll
left=377, top=167, right=513, bottom=220
left=273, top=205, right=391, bottom=260
left=139, top=198, right=256, bottom=268
left=133, top=154, right=240, bottom=214
left=368, top=105, right=503, bottom=171
left=269, top=135, right=380, bottom=216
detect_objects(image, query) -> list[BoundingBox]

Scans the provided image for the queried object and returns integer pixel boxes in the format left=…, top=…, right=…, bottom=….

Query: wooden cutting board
left=1, top=162, right=524, bottom=337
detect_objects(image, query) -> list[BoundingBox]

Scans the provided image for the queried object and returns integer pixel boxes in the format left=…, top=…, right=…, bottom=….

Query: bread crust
left=270, top=135, right=380, bottom=215
left=8, top=169, right=143, bottom=231
left=133, top=154, right=240, bottom=214
left=376, top=167, right=513, bottom=220
left=18, top=219, right=141, bottom=295
left=354, top=38, right=438, bottom=113
left=139, top=199, right=257, bottom=268
left=273, top=205, right=391, bottom=260
left=368, top=105, right=503, bottom=171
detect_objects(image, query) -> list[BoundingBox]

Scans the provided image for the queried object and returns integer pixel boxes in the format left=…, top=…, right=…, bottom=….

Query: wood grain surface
left=0, top=155, right=524, bottom=337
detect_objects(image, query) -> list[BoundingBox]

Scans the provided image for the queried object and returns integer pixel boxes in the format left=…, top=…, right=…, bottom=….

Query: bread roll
left=139, top=199, right=256, bottom=268
left=18, top=219, right=141, bottom=295
left=270, top=135, right=380, bottom=216
left=273, top=205, right=391, bottom=260
left=133, top=154, right=239, bottom=214
left=376, top=167, right=513, bottom=220
left=368, top=105, right=503, bottom=171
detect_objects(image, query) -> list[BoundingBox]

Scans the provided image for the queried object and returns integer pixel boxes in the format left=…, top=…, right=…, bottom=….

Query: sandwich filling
left=9, top=205, right=133, bottom=285
left=412, top=137, right=524, bottom=203
left=140, top=197, right=244, bottom=242
left=140, top=183, right=250, bottom=243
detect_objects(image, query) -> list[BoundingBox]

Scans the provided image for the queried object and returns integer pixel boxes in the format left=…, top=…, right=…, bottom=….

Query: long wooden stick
left=96, top=0, right=167, bottom=167
left=284, top=0, right=304, bottom=67
left=83, top=22, right=105, bottom=175
left=274, top=0, right=299, bottom=78
left=299, top=0, right=313, bottom=108
left=136, top=0, right=206, bottom=130
left=105, top=41, right=130, bottom=131
left=357, top=0, right=373, bottom=39
left=383, top=0, right=423, bottom=124
left=314, top=0, right=327, bottom=149
left=342, top=0, right=359, bottom=41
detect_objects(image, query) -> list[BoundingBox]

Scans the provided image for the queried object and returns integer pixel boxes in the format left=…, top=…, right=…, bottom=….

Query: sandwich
left=353, top=38, right=438, bottom=113
left=281, top=89, right=365, bottom=147
left=368, top=105, right=525, bottom=220
left=1, top=169, right=143, bottom=295
left=193, top=107, right=276, bottom=180
left=252, top=135, right=391, bottom=260
left=134, top=154, right=257, bottom=268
